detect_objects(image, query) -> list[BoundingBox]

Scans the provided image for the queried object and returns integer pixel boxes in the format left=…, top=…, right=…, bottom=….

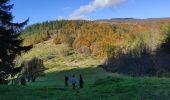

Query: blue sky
left=11, top=0, right=170, bottom=25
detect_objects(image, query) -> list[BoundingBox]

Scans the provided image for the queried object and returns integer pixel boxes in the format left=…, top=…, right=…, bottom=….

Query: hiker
left=79, top=74, right=84, bottom=88
left=70, top=75, right=77, bottom=89
left=65, top=76, right=69, bottom=86
left=20, top=76, right=26, bottom=85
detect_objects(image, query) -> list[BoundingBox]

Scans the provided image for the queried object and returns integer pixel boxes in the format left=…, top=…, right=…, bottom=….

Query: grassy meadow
left=1, top=66, right=170, bottom=100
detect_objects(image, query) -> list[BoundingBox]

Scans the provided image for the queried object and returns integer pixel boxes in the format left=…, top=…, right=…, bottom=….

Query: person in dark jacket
left=79, top=74, right=84, bottom=88
left=65, top=76, right=69, bottom=87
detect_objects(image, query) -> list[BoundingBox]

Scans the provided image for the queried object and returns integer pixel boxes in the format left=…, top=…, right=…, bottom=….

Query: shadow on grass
left=0, top=66, right=112, bottom=100
left=34, top=66, right=110, bottom=88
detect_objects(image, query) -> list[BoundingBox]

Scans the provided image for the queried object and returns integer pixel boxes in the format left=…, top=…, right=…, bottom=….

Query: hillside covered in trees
left=2, top=0, right=170, bottom=99
left=21, top=18, right=170, bottom=76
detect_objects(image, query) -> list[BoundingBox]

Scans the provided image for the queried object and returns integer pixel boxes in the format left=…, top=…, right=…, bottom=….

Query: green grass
left=0, top=67, right=112, bottom=100
left=1, top=67, right=170, bottom=100
left=91, top=76, right=170, bottom=100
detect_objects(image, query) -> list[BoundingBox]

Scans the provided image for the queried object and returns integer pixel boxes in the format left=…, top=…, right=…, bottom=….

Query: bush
left=60, top=48, right=73, bottom=57
left=77, top=46, right=91, bottom=55
left=67, top=36, right=75, bottom=47
left=53, top=35, right=61, bottom=44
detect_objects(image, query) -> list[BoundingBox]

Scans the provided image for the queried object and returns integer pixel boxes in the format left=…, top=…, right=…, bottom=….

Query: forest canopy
left=21, top=19, right=170, bottom=58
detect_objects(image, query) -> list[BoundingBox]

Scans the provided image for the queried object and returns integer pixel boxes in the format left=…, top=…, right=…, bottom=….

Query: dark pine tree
left=0, top=0, right=32, bottom=84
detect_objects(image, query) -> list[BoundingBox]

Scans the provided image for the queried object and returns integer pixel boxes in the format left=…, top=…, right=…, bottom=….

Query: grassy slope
left=0, top=40, right=170, bottom=100
left=23, top=40, right=100, bottom=69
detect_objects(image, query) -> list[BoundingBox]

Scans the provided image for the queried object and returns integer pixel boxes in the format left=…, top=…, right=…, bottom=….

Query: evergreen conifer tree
left=0, top=0, right=32, bottom=83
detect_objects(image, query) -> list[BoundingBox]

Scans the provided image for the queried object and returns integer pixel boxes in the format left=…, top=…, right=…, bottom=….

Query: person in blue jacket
left=70, top=75, right=77, bottom=89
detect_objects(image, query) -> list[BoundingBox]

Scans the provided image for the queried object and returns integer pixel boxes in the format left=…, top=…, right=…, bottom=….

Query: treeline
left=103, top=23, right=170, bottom=77
left=22, top=20, right=87, bottom=45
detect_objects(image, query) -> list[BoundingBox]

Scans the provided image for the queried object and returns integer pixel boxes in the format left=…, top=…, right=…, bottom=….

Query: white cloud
left=57, top=16, right=66, bottom=20
left=69, top=0, right=127, bottom=19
